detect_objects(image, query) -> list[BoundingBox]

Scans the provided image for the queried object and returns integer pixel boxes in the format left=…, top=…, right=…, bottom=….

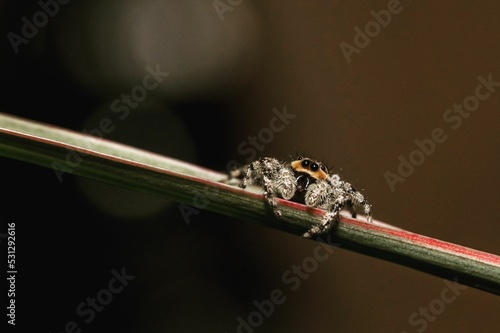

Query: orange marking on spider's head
left=291, top=157, right=329, bottom=180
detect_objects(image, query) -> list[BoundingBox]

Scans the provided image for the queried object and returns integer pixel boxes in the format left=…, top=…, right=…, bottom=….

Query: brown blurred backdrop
left=1, top=1, right=499, bottom=332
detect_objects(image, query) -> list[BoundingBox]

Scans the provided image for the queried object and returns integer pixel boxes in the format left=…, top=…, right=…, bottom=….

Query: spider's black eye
left=297, top=156, right=303, bottom=160
left=301, top=159, right=310, bottom=167
left=320, top=165, right=327, bottom=172
left=310, top=163, right=319, bottom=172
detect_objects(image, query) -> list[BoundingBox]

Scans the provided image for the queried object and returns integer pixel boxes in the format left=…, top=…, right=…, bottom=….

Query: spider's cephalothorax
left=234, top=156, right=372, bottom=238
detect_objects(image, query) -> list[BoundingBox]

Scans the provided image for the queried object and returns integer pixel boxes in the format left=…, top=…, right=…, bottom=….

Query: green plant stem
left=1, top=112, right=499, bottom=295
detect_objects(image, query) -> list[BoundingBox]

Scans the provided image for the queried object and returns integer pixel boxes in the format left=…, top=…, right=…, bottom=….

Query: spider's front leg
left=275, top=167, right=296, bottom=201
left=341, top=181, right=372, bottom=224
left=263, top=164, right=297, bottom=218
left=261, top=171, right=283, bottom=217
left=239, top=159, right=276, bottom=211
left=302, top=201, right=342, bottom=239
left=350, top=192, right=372, bottom=224
left=301, top=180, right=340, bottom=238
left=240, top=158, right=296, bottom=219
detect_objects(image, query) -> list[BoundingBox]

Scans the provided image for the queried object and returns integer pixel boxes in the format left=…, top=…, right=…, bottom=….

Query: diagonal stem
left=0, top=112, right=499, bottom=295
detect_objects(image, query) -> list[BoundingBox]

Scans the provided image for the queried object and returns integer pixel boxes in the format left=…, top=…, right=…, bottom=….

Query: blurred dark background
left=1, top=1, right=499, bottom=332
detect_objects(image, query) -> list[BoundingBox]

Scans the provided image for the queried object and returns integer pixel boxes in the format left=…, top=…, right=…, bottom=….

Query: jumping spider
left=230, top=156, right=372, bottom=238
